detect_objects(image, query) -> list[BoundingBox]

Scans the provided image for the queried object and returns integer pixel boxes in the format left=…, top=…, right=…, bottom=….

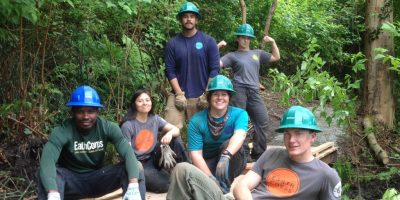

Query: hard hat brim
left=234, top=33, right=255, bottom=38
left=66, top=102, right=104, bottom=108
left=275, top=124, right=322, bottom=133
left=176, top=11, right=201, bottom=20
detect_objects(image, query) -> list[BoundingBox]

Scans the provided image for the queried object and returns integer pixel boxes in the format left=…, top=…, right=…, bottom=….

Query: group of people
left=37, top=1, right=341, bottom=200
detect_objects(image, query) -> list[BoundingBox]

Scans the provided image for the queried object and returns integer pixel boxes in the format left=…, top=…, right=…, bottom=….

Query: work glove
left=216, top=154, right=231, bottom=192
left=47, top=192, right=61, bottom=200
left=197, top=93, right=208, bottom=109
left=209, top=175, right=229, bottom=194
left=123, top=183, right=142, bottom=200
left=158, top=144, right=177, bottom=171
left=174, top=92, right=187, bottom=111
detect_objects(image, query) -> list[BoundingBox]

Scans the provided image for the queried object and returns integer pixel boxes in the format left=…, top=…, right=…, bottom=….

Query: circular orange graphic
left=266, top=168, right=300, bottom=197
left=134, top=129, right=155, bottom=153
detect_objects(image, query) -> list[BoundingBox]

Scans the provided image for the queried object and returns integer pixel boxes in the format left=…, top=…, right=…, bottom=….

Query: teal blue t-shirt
left=188, top=106, right=248, bottom=158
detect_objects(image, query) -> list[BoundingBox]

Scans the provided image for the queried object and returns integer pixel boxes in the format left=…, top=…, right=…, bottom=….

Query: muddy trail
left=1, top=88, right=400, bottom=199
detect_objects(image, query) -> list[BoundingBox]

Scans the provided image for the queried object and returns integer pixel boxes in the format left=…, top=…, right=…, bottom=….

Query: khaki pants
left=166, top=163, right=227, bottom=200
left=164, top=94, right=200, bottom=129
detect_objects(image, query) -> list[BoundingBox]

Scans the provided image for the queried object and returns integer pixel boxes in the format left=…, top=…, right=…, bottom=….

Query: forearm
left=233, top=171, right=260, bottom=200
left=169, top=126, right=180, bottom=137
left=225, top=131, right=246, bottom=155
left=233, top=185, right=253, bottom=200
left=170, top=78, right=183, bottom=94
left=39, top=143, right=61, bottom=191
left=270, top=40, right=280, bottom=61
left=190, top=151, right=213, bottom=176
left=161, top=123, right=180, bottom=145
left=116, top=139, right=139, bottom=178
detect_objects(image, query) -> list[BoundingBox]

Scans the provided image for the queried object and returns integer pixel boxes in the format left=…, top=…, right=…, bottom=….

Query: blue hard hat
left=66, top=85, right=103, bottom=108
left=276, top=106, right=321, bottom=133
left=234, top=24, right=255, bottom=38
left=207, top=75, right=235, bottom=93
left=177, top=2, right=201, bottom=19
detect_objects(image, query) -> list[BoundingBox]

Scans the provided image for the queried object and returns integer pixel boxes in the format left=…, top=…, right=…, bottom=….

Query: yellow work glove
left=197, top=93, right=208, bottom=109
left=175, top=92, right=187, bottom=111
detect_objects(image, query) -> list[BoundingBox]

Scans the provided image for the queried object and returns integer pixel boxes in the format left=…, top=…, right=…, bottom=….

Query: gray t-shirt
left=251, top=148, right=342, bottom=200
left=121, top=115, right=167, bottom=160
left=221, top=50, right=271, bottom=89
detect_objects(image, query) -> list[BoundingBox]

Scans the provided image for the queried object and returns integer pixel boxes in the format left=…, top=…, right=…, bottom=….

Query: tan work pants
left=164, top=94, right=200, bottom=129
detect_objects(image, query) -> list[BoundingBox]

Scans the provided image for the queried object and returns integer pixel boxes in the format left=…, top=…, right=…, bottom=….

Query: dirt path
left=260, top=89, right=346, bottom=147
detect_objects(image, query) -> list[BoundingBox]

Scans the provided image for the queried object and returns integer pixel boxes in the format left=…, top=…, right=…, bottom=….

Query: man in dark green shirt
left=38, top=85, right=144, bottom=200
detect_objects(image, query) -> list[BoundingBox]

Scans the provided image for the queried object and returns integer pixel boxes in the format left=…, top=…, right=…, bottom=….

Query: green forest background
left=1, top=0, right=400, bottom=199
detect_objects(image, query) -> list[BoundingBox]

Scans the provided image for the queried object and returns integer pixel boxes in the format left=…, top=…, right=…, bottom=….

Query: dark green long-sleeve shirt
left=39, top=117, right=139, bottom=191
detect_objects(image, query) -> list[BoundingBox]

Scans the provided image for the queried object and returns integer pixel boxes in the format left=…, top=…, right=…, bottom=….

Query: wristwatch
left=222, top=149, right=233, bottom=158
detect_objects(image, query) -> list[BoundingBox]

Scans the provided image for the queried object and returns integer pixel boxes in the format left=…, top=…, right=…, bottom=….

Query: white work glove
left=175, top=92, right=187, bottom=111
left=158, top=144, right=177, bottom=171
left=197, top=93, right=208, bottom=109
left=123, top=183, right=141, bottom=200
left=47, top=192, right=61, bottom=200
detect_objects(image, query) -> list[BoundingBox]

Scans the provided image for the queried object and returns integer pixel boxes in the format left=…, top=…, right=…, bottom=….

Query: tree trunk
left=261, top=0, right=278, bottom=48
left=363, top=0, right=394, bottom=164
left=363, top=0, right=395, bottom=127
left=239, top=0, right=246, bottom=24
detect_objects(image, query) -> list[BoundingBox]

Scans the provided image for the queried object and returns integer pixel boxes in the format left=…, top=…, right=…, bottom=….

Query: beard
left=182, top=23, right=196, bottom=31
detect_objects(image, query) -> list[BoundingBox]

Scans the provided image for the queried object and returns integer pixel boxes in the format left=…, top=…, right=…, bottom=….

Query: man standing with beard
left=164, top=2, right=220, bottom=129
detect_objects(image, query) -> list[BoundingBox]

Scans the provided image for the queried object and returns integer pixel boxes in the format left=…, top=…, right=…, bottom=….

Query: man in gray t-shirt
left=233, top=106, right=342, bottom=199
left=220, top=23, right=280, bottom=160
left=165, top=106, right=341, bottom=200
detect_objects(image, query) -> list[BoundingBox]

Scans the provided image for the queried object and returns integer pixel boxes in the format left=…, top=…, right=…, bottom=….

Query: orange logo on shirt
left=266, top=168, right=300, bottom=197
left=134, top=129, right=155, bottom=153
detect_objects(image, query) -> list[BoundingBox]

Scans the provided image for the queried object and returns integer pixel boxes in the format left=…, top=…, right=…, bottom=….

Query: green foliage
left=268, top=39, right=364, bottom=125
left=0, top=0, right=39, bottom=24
left=0, top=0, right=381, bottom=198
left=334, top=157, right=357, bottom=184
left=269, top=0, right=362, bottom=70
left=382, top=188, right=400, bottom=200
left=360, top=167, right=400, bottom=182
left=333, top=157, right=356, bottom=199
left=0, top=0, right=178, bottom=136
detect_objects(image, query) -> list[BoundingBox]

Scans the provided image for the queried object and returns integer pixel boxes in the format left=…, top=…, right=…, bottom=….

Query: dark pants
left=232, top=85, right=268, bottom=159
left=205, top=141, right=247, bottom=185
left=142, top=137, right=189, bottom=193
left=37, top=163, right=146, bottom=200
